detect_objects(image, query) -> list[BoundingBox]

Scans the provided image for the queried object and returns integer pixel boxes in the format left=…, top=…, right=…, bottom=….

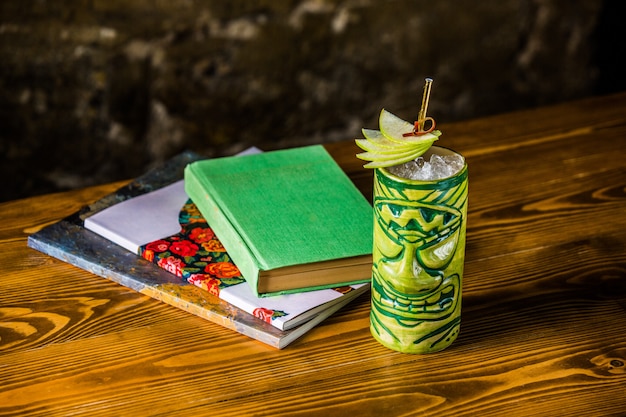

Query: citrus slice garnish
left=355, top=109, right=440, bottom=168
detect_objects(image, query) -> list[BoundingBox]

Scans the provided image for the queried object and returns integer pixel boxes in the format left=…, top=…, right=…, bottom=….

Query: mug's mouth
left=373, top=272, right=460, bottom=321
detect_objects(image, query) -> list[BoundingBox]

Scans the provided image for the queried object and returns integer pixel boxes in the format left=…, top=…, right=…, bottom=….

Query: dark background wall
left=1, top=0, right=625, bottom=203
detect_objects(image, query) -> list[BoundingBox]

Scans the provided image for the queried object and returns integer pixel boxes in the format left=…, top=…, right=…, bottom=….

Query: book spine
left=184, top=163, right=262, bottom=296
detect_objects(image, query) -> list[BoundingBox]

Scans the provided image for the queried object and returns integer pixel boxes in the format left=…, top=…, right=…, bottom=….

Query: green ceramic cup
left=370, top=146, right=468, bottom=353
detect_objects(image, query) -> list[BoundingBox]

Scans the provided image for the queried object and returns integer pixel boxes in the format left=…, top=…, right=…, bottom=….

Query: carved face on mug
left=375, top=199, right=462, bottom=294
left=370, top=164, right=468, bottom=352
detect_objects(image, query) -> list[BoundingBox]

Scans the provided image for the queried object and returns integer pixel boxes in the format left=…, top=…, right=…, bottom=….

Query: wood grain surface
left=2, top=93, right=626, bottom=416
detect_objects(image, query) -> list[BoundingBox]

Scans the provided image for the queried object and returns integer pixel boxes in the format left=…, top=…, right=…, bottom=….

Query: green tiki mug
left=370, top=146, right=468, bottom=353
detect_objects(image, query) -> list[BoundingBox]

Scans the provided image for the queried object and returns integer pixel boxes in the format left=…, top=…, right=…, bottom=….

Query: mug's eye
left=374, top=203, right=406, bottom=260
left=376, top=229, right=403, bottom=260
left=417, top=228, right=459, bottom=270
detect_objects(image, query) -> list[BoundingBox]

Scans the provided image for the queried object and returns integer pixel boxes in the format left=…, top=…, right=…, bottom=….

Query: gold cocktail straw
left=417, top=78, right=433, bottom=131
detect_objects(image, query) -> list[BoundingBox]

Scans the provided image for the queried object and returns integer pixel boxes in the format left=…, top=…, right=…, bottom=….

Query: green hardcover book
left=184, top=145, right=373, bottom=297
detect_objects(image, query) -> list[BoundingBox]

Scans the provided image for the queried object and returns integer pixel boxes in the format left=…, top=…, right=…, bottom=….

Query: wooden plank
left=1, top=92, right=625, bottom=416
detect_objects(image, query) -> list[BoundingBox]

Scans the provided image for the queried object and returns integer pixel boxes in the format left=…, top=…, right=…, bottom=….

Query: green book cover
left=184, top=145, right=373, bottom=297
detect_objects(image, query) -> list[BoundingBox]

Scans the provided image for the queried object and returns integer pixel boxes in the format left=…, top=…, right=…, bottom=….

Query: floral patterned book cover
left=27, top=151, right=369, bottom=349
left=84, top=179, right=368, bottom=331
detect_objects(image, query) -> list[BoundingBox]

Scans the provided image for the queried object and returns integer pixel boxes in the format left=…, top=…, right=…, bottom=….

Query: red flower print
left=187, top=274, right=205, bottom=286
left=205, top=262, right=241, bottom=279
left=142, top=249, right=155, bottom=262
left=187, top=274, right=197, bottom=283
left=170, top=240, right=199, bottom=257
left=204, top=278, right=221, bottom=296
left=188, top=274, right=221, bottom=296
left=189, top=227, right=215, bottom=243
left=157, top=256, right=185, bottom=277
left=253, top=307, right=274, bottom=324
left=202, top=239, right=226, bottom=252
left=146, top=240, right=170, bottom=253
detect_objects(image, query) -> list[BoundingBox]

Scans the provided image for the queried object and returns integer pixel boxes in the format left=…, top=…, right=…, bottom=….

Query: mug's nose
left=380, top=244, right=443, bottom=294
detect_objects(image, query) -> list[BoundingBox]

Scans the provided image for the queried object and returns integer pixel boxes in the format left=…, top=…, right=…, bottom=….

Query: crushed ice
left=388, top=153, right=465, bottom=180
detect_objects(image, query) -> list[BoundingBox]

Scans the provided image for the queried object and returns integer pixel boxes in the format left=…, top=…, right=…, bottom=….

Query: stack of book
left=28, top=146, right=374, bottom=348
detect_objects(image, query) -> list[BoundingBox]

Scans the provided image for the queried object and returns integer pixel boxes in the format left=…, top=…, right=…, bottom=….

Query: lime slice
left=356, top=133, right=438, bottom=167
left=356, top=139, right=423, bottom=154
left=360, top=146, right=430, bottom=168
left=362, top=127, right=440, bottom=146
left=361, top=130, right=409, bottom=149
left=355, top=108, right=441, bottom=169
left=379, top=109, right=415, bottom=141
left=356, top=141, right=430, bottom=162
left=362, top=128, right=386, bottom=141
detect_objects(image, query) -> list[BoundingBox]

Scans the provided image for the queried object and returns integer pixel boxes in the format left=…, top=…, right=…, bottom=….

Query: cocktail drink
left=356, top=79, right=468, bottom=353
left=371, top=147, right=467, bottom=353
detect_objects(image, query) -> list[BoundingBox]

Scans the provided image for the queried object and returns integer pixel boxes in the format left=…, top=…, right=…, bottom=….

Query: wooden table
left=2, top=93, right=626, bottom=416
